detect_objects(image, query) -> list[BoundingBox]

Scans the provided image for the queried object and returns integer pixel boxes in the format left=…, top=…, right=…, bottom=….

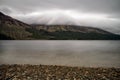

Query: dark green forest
left=1, top=24, right=120, bottom=40
left=25, top=28, right=120, bottom=40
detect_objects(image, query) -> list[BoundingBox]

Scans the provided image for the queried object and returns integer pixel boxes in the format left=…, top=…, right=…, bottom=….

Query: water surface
left=0, top=40, right=120, bottom=67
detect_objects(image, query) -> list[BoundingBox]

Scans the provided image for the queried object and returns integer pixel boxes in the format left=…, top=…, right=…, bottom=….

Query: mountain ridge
left=0, top=12, right=32, bottom=39
left=31, top=24, right=112, bottom=34
left=0, top=12, right=120, bottom=40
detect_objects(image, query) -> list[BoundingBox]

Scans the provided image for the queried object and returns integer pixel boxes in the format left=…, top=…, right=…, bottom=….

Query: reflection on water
left=0, top=40, right=120, bottom=67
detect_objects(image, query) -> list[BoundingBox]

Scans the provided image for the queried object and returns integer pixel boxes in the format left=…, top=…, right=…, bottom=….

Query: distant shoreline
left=0, top=64, right=120, bottom=80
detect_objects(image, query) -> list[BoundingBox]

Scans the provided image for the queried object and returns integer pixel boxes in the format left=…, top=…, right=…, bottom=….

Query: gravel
left=0, top=64, right=120, bottom=80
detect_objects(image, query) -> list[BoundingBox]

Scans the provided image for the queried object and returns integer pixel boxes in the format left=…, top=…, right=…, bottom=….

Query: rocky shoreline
left=0, top=64, right=120, bottom=80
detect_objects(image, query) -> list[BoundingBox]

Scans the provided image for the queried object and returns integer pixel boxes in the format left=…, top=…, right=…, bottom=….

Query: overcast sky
left=0, top=0, right=120, bottom=34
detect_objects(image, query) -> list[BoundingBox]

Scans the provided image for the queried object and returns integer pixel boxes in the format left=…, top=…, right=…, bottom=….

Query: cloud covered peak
left=0, top=7, right=120, bottom=34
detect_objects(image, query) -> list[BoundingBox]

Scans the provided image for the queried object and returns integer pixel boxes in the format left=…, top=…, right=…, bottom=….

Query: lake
left=0, top=40, right=120, bottom=67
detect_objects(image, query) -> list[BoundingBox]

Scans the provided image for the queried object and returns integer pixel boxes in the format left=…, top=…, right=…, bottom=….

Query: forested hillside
left=1, top=12, right=120, bottom=40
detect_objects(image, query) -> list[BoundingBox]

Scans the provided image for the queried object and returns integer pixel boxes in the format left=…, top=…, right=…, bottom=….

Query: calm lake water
left=0, top=40, right=120, bottom=67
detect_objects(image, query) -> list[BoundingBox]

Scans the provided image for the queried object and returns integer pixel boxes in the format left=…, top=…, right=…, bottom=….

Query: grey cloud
left=0, top=6, right=13, bottom=14
left=0, top=0, right=120, bottom=34
left=1, top=0, right=120, bottom=14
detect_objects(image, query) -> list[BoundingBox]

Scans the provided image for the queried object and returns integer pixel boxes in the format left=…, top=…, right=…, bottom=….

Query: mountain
left=0, top=12, right=32, bottom=39
left=32, top=25, right=111, bottom=34
left=0, top=12, right=120, bottom=40
left=30, top=24, right=120, bottom=40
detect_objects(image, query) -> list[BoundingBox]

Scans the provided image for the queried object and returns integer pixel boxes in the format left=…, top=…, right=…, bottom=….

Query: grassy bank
left=0, top=64, right=120, bottom=80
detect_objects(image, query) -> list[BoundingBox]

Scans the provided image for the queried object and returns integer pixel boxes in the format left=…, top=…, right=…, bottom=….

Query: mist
left=0, top=0, right=120, bottom=34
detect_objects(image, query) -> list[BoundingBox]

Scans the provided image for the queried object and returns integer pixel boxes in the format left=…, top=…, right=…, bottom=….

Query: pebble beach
left=0, top=64, right=120, bottom=80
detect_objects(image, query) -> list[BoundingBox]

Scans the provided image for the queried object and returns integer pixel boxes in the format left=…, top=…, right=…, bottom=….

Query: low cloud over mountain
left=0, top=0, right=120, bottom=34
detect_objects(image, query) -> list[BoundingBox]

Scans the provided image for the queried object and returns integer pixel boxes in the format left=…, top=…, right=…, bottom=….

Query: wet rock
left=0, top=65, right=120, bottom=80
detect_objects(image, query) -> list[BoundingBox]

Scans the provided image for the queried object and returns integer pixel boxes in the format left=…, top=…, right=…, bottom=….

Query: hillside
left=0, top=12, right=32, bottom=40
left=32, top=24, right=113, bottom=34
left=0, top=12, right=120, bottom=40
left=31, top=25, right=120, bottom=40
